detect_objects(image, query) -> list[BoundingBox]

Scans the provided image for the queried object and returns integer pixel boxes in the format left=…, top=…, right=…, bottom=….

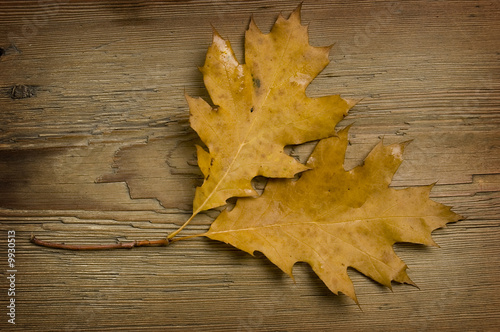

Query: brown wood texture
left=0, top=0, right=499, bottom=330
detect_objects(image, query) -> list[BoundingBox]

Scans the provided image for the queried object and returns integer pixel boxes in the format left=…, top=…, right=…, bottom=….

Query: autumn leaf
left=187, top=5, right=354, bottom=213
left=205, top=126, right=462, bottom=302
left=28, top=7, right=463, bottom=306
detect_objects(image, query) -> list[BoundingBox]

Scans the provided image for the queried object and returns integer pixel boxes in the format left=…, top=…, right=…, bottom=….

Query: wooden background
left=0, top=0, right=499, bottom=330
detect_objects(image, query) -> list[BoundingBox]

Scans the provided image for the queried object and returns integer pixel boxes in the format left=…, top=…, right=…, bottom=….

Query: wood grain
left=0, top=0, right=499, bottom=330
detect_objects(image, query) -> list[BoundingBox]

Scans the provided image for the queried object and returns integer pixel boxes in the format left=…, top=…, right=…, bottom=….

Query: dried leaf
left=206, top=126, right=462, bottom=302
left=187, top=5, right=353, bottom=212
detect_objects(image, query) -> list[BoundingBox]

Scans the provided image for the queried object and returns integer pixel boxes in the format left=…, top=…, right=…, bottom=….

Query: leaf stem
left=168, top=232, right=207, bottom=244
left=30, top=234, right=170, bottom=250
left=167, top=209, right=200, bottom=240
left=30, top=207, right=208, bottom=250
left=30, top=230, right=208, bottom=250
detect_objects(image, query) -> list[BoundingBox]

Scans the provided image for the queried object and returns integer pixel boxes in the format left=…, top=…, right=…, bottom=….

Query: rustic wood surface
left=0, top=0, right=499, bottom=330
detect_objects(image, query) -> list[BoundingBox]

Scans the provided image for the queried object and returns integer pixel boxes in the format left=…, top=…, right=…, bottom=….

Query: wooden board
left=1, top=0, right=499, bottom=330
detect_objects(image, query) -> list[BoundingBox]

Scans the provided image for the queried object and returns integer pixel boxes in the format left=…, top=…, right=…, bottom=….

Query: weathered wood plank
left=0, top=0, right=499, bottom=330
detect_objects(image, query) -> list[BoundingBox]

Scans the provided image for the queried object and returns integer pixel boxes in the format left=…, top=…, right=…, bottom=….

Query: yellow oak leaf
left=205, top=126, right=462, bottom=303
left=187, top=5, right=354, bottom=213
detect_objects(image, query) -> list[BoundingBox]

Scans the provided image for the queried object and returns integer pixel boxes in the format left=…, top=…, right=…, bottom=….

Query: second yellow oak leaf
left=187, top=6, right=353, bottom=212
left=206, top=127, right=462, bottom=303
